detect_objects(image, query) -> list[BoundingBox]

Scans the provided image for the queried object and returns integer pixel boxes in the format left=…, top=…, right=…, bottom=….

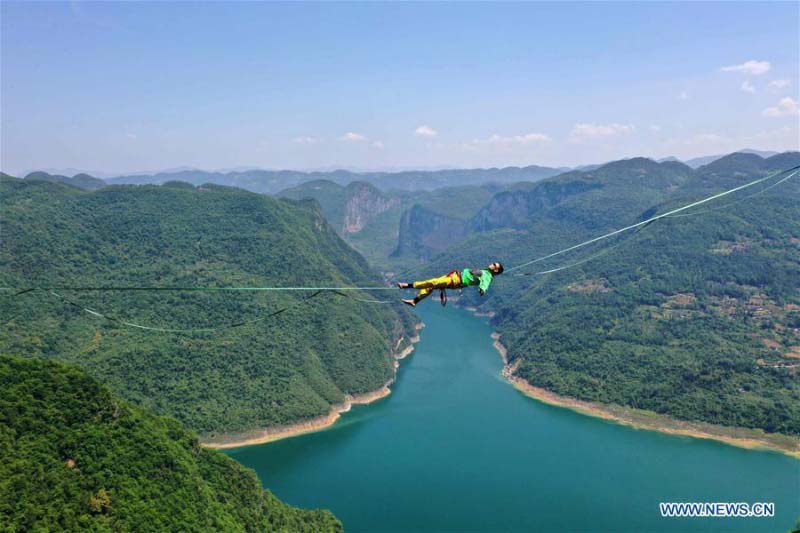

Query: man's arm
left=478, top=271, right=493, bottom=295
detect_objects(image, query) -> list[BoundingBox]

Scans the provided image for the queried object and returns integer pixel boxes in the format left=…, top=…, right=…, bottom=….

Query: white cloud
left=679, top=91, right=689, bottom=100
left=341, top=132, right=368, bottom=142
left=663, top=126, right=799, bottom=159
left=293, top=136, right=320, bottom=144
left=126, top=133, right=137, bottom=140
left=741, top=80, right=755, bottom=93
left=720, top=60, right=771, bottom=76
left=337, top=132, right=383, bottom=149
left=744, top=125, right=798, bottom=147
left=662, top=132, right=729, bottom=158
left=415, top=125, right=438, bottom=138
left=762, top=97, right=799, bottom=118
left=649, top=125, right=662, bottom=133
left=470, top=133, right=550, bottom=147
left=768, top=79, right=791, bottom=90
left=691, top=133, right=726, bottom=144
left=569, top=123, right=634, bottom=142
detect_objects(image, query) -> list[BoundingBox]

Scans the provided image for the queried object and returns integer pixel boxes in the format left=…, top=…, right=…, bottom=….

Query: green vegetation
left=504, top=199, right=800, bottom=435
left=431, top=153, right=800, bottom=435
left=0, top=176, right=416, bottom=435
left=0, top=355, right=342, bottom=532
left=24, top=171, right=107, bottom=191
left=279, top=180, right=497, bottom=269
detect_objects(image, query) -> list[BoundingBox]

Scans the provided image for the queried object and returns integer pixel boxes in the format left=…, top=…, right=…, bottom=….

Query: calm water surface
left=227, top=305, right=799, bottom=532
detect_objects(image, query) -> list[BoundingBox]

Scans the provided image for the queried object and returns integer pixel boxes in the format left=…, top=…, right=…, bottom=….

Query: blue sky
left=1, top=1, right=798, bottom=175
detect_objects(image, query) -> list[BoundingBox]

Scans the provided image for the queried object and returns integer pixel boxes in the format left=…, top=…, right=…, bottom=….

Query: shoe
left=397, top=282, right=412, bottom=289
left=402, top=299, right=416, bottom=307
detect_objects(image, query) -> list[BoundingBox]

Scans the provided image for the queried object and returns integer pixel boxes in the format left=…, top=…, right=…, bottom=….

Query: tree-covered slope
left=278, top=180, right=497, bottom=268
left=0, top=176, right=416, bottom=435
left=498, top=198, right=800, bottom=435
left=24, top=171, right=107, bottom=191
left=0, top=355, right=342, bottom=532
left=421, top=153, right=800, bottom=435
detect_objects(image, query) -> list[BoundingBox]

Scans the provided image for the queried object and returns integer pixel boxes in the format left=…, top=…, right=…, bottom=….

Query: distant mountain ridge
left=102, top=165, right=562, bottom=193
left=20, top=149, right=792, bottom=194
left=682, top=149, right=780, bottom=169
left=23, top=171, right=107, bottom=191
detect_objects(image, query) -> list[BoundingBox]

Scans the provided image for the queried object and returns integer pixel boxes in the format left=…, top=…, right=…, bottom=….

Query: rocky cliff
left=468, top=179, right=603, bottom=231
left=343, top=182, right=399, bottom=233
left=391, top=205, right=469, bottom=260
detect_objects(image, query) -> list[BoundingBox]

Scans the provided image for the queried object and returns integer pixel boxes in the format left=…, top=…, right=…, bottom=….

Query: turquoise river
left=227, top=305, right=800, bottom=532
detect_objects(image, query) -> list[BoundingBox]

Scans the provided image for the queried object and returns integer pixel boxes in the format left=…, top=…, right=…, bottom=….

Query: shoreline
left=204, top=322, right=424, bottom=450
left=490, top=332, right=800, bottom=459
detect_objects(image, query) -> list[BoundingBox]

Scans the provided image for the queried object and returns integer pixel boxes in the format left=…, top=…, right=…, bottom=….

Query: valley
left=3, top=151, right=799, bottom=531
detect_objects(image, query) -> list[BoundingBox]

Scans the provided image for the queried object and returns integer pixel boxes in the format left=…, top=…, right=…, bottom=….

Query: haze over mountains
left=661, top=149, right=780, bottom=169
left=17, top=149, right=786, bottom=194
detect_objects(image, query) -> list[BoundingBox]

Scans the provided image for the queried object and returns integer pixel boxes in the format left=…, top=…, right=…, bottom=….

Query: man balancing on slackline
left=396, top=262, right=504, bottom=307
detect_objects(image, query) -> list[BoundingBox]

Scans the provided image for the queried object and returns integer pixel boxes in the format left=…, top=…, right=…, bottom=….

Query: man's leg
left=402, top=274, right=451, bottom=306
left=402, top=285, right=434, bottom=307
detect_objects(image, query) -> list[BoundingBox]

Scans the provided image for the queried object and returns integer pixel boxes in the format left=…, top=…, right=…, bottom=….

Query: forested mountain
left=416, top=152, right=800, bottom=435
left=386, top=156, right=685, bottom=261
left=398, top=153, right=797, bottom=255
left=0, top=355, right=341, bottom=531
left=388, top=157, right=693, bottom=266
left=278, top=180, right=400, bottom=235
left=278, top=180, right=498, bottom=268
left=683, top=149, right=780, bottom=169
left=102, top=165, right=562, bottom=193
left=24, top=171, right=107, bottom=191
left=17, top=149, right=780, bottom=194
left=0, top=176, right=417, bottom=436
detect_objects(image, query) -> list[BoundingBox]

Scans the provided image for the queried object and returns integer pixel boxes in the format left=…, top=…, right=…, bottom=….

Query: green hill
left=0, top=355, right=341, bottom=532
left=498, top=197, right=800, bottom=435
left=24, top=171, right=107, bottom=191
left=420, top=153, right=800, bottom=435
left=0, top=176, right=417, bottom=436
left=278, top=180, right=497, bottom=268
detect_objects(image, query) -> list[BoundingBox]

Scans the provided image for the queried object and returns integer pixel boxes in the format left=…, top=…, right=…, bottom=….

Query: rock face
left=342, top=182, right=399, bottom=234
left=391, top=179, right=602, bottom=260
left=468, top=179, right=603, bottom=231
left=392, top=205, right=468, bottom=260
left=392, top=180, right=601, bottom=260
left=390, top=157, right=706, bottom=260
